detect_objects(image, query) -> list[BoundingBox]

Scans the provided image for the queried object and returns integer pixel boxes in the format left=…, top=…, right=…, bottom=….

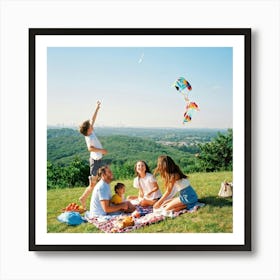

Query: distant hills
left=47, top=126, right=225, bottom=139
left=47, top=127, right=226, bottom=172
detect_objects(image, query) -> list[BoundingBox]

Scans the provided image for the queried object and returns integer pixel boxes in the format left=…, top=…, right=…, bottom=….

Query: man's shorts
left=89, top=158, right=103, bottom=176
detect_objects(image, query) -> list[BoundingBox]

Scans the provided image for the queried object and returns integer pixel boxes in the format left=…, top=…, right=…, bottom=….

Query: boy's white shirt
left=85, top=131, right=103, bottom=160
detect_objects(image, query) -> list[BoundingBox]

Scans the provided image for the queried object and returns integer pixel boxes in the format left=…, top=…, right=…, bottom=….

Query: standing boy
left=79, top=101, right=108, bottom=209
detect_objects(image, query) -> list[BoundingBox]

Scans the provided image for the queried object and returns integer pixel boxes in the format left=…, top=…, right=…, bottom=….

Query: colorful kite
left=186, top=101, right=199, bottom=111
left=183, top=102, right=200, bottom=123
left=173, top=77, right=199, bottom=124
left=173, top=77, right=192, bottom=101
left=183, top=113, right=192, bottom=123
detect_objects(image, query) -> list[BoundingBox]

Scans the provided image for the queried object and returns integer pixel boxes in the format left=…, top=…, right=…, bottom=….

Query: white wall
left=0, top=1, right=279, bottom=279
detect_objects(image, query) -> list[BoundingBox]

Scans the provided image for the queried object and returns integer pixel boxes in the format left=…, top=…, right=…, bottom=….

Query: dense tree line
left=197, top=129, right=233, bottom=172
left=47, top=128, right=232, bottom=189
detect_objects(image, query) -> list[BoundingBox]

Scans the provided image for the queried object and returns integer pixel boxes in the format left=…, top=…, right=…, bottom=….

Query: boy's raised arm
left=90, top=101, right=101, bottom=127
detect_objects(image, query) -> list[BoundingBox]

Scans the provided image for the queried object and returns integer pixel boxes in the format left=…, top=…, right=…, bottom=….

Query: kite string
left=180, top=91, right=189, bottom=102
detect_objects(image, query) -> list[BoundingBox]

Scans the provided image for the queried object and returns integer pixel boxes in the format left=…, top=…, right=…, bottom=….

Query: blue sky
left=47, top=47, right=232, bottom=128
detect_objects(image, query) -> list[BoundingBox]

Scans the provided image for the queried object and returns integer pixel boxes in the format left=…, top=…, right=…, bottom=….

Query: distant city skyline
left=47, top=47, right=233, bottom=128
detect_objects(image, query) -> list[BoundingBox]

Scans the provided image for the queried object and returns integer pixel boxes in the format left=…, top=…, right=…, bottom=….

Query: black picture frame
left=29, top=28, right=251, bottom=251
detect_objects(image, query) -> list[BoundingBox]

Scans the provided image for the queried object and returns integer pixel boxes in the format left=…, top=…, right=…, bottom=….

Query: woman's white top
left=165, top=178, right=190, bottom=200
left=133, top=173, right=162, bottom=200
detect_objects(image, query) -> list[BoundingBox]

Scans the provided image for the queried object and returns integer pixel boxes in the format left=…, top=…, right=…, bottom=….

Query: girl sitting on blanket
left=127, top=160, right=162, bottom=207
left=153, top=155, right=198, bottom=212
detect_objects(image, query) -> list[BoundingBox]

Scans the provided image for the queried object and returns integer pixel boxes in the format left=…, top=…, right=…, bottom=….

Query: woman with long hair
left=153, top=155, right=198, bottom=212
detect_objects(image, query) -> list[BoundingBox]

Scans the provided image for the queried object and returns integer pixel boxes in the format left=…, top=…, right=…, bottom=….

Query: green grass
left=47, top=171, right=232, bottom=233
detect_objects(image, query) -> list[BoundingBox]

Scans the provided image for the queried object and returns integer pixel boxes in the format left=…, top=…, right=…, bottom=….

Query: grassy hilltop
left=47, top=127, right=233, bottom=233
left=48, top=171, right=232, bottom=233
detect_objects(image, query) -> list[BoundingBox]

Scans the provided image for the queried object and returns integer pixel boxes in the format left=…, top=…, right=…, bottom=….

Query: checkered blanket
left=85, top=203, right=204, bottom=233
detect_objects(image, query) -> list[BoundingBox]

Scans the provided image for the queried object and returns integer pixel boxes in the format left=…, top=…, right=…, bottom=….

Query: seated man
left=89, top=165, right=135, bottom=217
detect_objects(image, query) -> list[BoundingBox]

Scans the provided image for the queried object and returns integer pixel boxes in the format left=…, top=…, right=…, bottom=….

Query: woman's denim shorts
left=179, top=186, right=198, bottom=210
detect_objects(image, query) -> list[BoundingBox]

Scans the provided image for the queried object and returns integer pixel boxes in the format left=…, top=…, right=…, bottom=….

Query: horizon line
left=47, top=125, right=231, bottom=130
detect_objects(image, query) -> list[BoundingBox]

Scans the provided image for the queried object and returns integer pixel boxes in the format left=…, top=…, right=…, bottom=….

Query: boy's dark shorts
left=89, top=158, right=103, bottom=176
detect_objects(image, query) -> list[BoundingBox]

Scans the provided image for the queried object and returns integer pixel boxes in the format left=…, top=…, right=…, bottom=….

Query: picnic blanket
left=85, top=202, right=205, bottom=233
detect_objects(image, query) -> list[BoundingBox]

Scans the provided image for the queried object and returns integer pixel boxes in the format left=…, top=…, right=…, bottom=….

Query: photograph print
left=29, top=28, right=251, bottom=251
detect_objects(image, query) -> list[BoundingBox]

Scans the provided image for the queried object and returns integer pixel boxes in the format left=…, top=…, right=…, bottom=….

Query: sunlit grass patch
left=47, top=171, right=232, bottom=233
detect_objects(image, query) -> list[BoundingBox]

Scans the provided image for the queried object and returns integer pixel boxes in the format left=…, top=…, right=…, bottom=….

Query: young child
left=111, top=183, right=126, bottom=205
left=111, top=182, right=136, bottom=212
left=78, top=101, right=108, bottom=209
left=153, top=155, right=198, bottom=212
left=128, top=160, right=162, bottom=207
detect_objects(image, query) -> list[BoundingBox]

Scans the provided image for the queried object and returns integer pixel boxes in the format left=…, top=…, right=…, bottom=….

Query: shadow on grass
left=199, top=196, right=232, bottom=207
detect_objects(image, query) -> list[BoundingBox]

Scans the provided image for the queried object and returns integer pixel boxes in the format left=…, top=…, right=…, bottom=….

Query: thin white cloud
left=138, top=53, right=144, bottom=64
